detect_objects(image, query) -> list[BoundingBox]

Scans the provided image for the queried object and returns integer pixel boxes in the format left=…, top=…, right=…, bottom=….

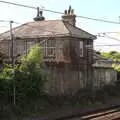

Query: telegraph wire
left=0, top=20, right=71, bottom=39
left=0, top=1, right=120, bottom=24
left=0, top=0, right=63, bottom=14
left=98, top=34, right=120, bottom=42
left=1, top=20, right=120, bottom=39
left=0, top=20, right=67, bottom=34
left=97, top=32, right=120, bottom=34
left=0, top=20, right=11, bottom=23
left=0, top=19, right=120, bottom=44
left=1, top=19, right=120, bottom=43
left=0, top=1, right=119, bottom=103
left=1, top=20, right=120, bottom=44
left=77, top=15, right=120, bottom=24
left=0, top=0, right=36, bottom=9
left=0, top=25, right=9, bottom=28
left=95, top=33, right=120, bottom=47
left=0, top=19, right=21, bottom=25
left=95, top=44, right=120, bottom=46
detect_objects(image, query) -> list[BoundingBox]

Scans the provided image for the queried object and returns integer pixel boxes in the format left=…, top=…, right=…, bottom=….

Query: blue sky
left=0, top=0, right=120, bottom=51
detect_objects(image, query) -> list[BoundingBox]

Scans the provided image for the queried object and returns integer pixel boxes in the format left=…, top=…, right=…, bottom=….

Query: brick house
left=0, top=6, right=116, bottom=94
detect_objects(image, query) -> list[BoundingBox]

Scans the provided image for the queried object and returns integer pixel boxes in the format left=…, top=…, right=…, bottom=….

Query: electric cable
left=0, top=1, right=120, bottom=24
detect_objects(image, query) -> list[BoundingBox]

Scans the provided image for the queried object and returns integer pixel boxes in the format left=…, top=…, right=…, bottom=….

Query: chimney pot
left=71, top=9, right=74, bottom=15
left=69, top=6, right=71, bottom=11
left=64, top=10, right=67, bottom=15
left=68, top=5, right=71, bottom=14
left=40, top=11, right=43, bottom=16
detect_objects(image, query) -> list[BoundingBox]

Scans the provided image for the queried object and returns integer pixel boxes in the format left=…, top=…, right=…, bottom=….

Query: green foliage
left=15, top=68, right=47, bottom=103
left=20, top=44, right=43, bottom=72
left=101, top=51, right=120, bottom=61
left=0, top=64, right=13, bottom=102
left=0, top=44, right=47, bottom=109
left=15, top=44, right=47, bottom=102
left=101, top=51, right=120, bottom=71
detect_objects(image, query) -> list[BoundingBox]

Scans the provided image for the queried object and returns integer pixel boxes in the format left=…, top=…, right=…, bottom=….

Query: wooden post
left=10, top=20, right=16, bottom=105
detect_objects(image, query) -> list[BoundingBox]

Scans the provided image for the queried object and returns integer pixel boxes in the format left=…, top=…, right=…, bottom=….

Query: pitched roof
left=0, top=20, right=96, bottom=41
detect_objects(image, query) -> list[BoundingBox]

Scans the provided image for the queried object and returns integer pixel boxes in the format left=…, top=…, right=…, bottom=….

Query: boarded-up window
left=43, top=39, right=56, bottom=57
left=79, top=41, right=83, bottom=57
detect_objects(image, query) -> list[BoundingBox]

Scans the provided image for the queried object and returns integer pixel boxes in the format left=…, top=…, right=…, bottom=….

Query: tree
left=0, top=64, right=13, bottom=102
left=16, top=44, right=47, bottom=102
left=101, top=51, right=120, bottom=72
left=0, top=44, right=48, bottom=105
left=101, top=51, right=120, bottom=61
left=19, top=44, right=43, bottom=71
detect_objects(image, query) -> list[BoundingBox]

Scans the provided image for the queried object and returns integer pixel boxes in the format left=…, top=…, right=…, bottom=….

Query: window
left=79, top=41, right=83, bottom=57
left=16, top=41, right=26, bottom=55
left=42, top=39, right=56, bottom=57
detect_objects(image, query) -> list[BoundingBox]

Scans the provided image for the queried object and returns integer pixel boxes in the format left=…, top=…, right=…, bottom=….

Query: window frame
left=42, top=38, right=56, bottom=57
left=79, top=40, right=84, bottom=57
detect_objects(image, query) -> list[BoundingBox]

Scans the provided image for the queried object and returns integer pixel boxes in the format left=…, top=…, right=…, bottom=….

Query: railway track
left=77, top=108, right=120, bottom=120
left=21, top=104, right=120, bottom=120
left=58, top=105, right=120, bottom=120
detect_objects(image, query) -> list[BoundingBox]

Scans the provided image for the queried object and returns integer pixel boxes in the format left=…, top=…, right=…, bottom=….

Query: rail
left=59, top=105, right=120, bottom=120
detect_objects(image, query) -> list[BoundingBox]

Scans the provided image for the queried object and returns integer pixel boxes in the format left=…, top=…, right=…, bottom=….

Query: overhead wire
left=0, top=0, right=36, bottom=9
left=77, top=15, right=120, bottom=24
left=98, top=33, right=120, bottom=42
left=1, top=20, right=120, bottom=43
left=1, top=1, right=120, bottom=46
left=96, top=33, right=120, bottom=47
left=1, top=19, right=120, bottom=44
left=0, top=0, right=63, bottom=14
left=97, top=32, right=120, bottom=34
left=0, top=20, right=11, bottom=23
left=0, top=25, right=9, bottom=28
left=0, top=21, right=70, bottom=39
left=95, top=44, right=120, bottom=46
left=0, top=1, right=120, bottom=24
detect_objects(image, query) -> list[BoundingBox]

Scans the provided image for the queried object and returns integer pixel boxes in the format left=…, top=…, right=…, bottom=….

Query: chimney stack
left=62, top=6, right=76, bottom=26
left=34, top=7, right=45, bottom=21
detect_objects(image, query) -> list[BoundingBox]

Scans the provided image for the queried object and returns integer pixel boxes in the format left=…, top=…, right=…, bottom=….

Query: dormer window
left=79, top=41, right=83, bottom=57
left=42, top=39, right=56, bottom=57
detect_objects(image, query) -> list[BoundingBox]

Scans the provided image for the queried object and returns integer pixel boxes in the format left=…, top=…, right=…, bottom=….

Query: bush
left=0, top=44, right=48, bottom=115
